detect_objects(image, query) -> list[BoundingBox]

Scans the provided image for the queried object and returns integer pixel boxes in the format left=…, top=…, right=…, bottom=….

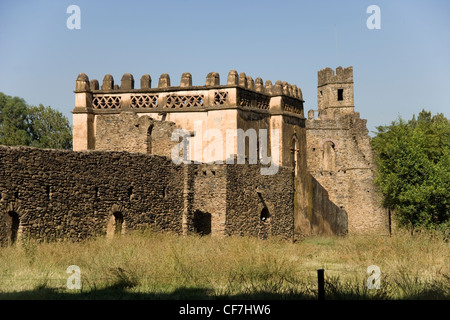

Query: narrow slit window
left=337, top=89, right=344, bottom=101
left=147, top=125, right=153, bottom=154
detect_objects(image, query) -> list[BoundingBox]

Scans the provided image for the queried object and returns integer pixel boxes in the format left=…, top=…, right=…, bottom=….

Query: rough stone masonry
left=0, top=67, right=388, bottom=245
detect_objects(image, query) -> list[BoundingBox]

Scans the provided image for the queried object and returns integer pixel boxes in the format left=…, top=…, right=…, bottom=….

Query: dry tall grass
left=0, top=229, right=448, bottom=299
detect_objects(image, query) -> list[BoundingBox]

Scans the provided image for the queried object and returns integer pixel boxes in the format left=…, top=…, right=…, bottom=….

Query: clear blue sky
left=1, top=0, right=449, bottom=134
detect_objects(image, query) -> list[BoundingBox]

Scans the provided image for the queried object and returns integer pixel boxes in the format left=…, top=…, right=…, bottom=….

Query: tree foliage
left=0, top=92, right=72, bottom=150
left=371, top=110, right=450, bottom=231
left=0, top=93, right=30, bottom=146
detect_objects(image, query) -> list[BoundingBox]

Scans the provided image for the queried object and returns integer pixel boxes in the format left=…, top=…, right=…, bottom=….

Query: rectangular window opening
left=337, top=89, right=344, bottom=101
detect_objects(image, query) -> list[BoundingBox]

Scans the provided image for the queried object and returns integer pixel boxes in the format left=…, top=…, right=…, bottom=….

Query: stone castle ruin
left=0, top=67, right=389, bottom=245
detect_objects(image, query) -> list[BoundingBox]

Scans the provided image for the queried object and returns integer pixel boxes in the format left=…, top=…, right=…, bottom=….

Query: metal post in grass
left=317, top=269, right=325, bottom=300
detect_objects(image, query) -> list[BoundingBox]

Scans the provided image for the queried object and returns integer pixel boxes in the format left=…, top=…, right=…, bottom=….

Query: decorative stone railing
left=73, top=70, right=304, bottom=117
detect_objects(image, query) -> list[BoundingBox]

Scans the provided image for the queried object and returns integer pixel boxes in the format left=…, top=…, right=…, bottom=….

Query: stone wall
left=293, top=164, right=348, bottom=239
left=95, top=112, right=182, bottom=158
left=95, top=112, right=153, bottom=154
left=225, top=164, right=295, bottom=240
left=190, top=164, right=227, bottom=236
left=184, top=162, right=297, bottom=240
left=0, top=146, right=185, bottom=245
left=0, top=146, right=300, bottom=244
left=304, top=174, right=348, bottom=236
left=306, top=113, right=388, bottom=234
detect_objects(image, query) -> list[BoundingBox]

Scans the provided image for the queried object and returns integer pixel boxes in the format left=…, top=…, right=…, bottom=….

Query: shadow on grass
left=0, top=285, right=317, bottom=300
left=1, top=283, right=448, bottom=300
left=1, top=269, right=449, bottom=300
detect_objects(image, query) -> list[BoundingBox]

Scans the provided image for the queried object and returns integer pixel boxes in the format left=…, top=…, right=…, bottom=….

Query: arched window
left=259, top=207, right=271, bottom=240
left=322, top=141, right=336, bottom=171
left=8, top=211, right=20, bottom=244
left=260, top=207, right=271, bottom=222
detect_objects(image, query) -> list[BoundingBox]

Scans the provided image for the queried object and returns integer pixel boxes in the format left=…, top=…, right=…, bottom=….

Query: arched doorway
left=8, top=211, right=20, bottom=244
left=107, top=211, right=124, bottom=238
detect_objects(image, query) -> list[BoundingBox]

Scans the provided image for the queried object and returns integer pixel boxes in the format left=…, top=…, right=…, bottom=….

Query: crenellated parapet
left=318, top=66, right=353, bottom=87
left=73, top=71, right=304, bottom=117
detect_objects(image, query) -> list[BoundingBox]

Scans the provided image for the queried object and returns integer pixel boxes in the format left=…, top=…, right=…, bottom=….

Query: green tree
left=28, top=104, right=72, bottom=150
left=371, top=110, right=450, bottom=231
left=0, top=92, right=30, bottom=146
left=0, top=92, right=72, bottom=150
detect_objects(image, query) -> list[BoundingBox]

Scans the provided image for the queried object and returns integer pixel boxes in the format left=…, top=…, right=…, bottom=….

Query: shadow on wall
left=294, top=172, right=348, bottom=238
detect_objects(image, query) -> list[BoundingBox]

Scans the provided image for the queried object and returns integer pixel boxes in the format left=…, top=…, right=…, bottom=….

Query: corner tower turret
left=317, top=66, right=354, bottom=119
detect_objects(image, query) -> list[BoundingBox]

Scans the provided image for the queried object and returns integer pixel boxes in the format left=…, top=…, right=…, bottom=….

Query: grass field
left=0, top=230, right=448, bottom=300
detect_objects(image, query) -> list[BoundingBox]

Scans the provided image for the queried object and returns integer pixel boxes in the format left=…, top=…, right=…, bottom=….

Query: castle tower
left=317, top=66, right=354, bottom=120
left=306, top=66, right=389, bottom=235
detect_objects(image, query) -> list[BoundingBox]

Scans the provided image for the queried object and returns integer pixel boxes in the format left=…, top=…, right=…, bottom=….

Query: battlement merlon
left=72, top=71, right=305, bottom=118
left=318, top=66, right=353, bottom=87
